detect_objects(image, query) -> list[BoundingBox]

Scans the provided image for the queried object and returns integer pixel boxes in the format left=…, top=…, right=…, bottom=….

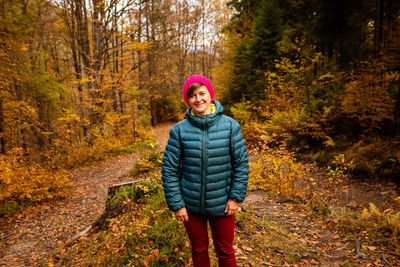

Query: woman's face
left=188, top=85, right=212, bottom=116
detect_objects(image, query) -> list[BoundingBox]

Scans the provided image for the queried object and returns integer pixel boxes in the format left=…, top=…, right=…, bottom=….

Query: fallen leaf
left=242, top=245, right=253, bottom=252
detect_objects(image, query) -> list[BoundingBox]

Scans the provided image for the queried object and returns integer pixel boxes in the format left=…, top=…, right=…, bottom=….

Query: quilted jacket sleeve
left=161, top=125, right=185, bottom=212
left=229, top=121, right=249, bottom=202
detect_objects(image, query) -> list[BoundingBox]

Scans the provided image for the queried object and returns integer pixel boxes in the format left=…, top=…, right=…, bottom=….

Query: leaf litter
left=1, top=122, right=399, bottom=266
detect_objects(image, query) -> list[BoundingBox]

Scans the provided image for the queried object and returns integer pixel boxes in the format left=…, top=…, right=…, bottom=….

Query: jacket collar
left=186, top=100, right=224, bottom=129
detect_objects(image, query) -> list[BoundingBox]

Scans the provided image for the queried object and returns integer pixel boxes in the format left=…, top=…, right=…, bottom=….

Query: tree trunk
left=64, top=0, right=88, bottom=136
left=334, top=39, right=341, bottom=66
left=92, top=0, right=103, bottom=90
left=145, top=0, right=156, bottom=126
left=74, top=0, right=91, bottom=76
left=374, top=0, right=384, bottom=56
left=119, top=29, right=124, bottom=114
left=395, top=78, right=400, bottom=133
left=0, top=95, right=7, bottom=154
left=112, top=4, right=121, bottom=114
left=201, top=0, right=205, bottom=75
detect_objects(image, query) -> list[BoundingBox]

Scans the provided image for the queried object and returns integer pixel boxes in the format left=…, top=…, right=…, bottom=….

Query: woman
left=161, top=75, right=249, bottom=267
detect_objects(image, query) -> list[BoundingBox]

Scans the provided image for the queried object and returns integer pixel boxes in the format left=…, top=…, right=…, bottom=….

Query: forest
left=0, top=0, right=400, bottom=265
left=2, top=0, right=398, bottom=210
left=220, top=0, right=400, bottom=176
left=0, top=0, right=229, bottom=209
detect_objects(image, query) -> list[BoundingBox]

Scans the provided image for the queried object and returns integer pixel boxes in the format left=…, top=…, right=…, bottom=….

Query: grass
left=49, top=146, right=190, bottom=266
left=0, top=137, right=157, bottom=218
left=52, top=177, right=191, bottom=266
left=45, top=142, right=400, bottom=266
left=50, top=146, right=313, bottom=266
left=52, top=181, right=316, bottom=266
left=328, top=205, right=400, bottom=262
left=118, top=139, right=159, bottom=155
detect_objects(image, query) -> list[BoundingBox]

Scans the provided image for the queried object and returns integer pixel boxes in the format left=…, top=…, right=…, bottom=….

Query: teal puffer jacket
left=161, top=100, right=249, bottom=216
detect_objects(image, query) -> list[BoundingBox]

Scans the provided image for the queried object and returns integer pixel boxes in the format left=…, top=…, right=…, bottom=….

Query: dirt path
left=0, top=153, right=141, bottom=266
left=153, top=122, right=174, bottom=151
left=0, top=122, right=394, bottom=266
left=155, top=123, right=393, bottom=265
left=0, top=123, right=177, bottom=266
left=154, top=123, right=393, bottom=264
left=157, top=122, right=370, bottom=264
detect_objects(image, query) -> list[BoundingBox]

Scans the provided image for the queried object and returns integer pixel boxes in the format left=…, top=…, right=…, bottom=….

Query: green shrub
left=122, top=188, right=190, bottom=266
left=132, top=150, right=163, bottom=176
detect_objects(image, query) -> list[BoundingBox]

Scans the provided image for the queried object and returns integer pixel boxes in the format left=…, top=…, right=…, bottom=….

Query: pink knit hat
left=182, top=75, right=214, bottom=106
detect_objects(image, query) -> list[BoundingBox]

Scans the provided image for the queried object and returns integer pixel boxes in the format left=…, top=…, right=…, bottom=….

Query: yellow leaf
left=242, top=245, right=253, bottom=252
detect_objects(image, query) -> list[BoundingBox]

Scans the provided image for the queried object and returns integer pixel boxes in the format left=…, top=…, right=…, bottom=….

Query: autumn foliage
left=0, top=149, right=71, bottom=216
left=220, top=0, right=400, bottom=179
left=0, top=0, right=227, bottom=215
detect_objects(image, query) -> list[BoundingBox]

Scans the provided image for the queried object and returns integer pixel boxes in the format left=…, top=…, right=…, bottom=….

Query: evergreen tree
left=311, top=0, right=369, bottom=65
left=224, top=0, right=285, bottom=106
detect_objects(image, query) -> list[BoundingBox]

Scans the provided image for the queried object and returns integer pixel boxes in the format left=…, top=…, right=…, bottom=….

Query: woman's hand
left=174, top=207, right=189, bottom=222
left=225, top=199, right=239, bottom=216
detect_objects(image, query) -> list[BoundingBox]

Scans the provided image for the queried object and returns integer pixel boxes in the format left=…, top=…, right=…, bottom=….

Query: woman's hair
left=187, top=82, right=204, bottom=99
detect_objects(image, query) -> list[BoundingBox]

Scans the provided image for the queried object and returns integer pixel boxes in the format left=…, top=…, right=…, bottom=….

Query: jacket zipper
left=200, top=118, right=207, bottom=213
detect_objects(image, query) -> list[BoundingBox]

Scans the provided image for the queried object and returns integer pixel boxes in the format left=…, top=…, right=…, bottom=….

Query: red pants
left=184, top=213, right=237, bottom=267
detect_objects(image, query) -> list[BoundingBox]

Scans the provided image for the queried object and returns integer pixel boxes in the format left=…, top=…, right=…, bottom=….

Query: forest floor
left=0, top=151, right=141, bottom=266
left=0, top=122, right=399, bottom=266
left=240, top=190, right=397, bottom=266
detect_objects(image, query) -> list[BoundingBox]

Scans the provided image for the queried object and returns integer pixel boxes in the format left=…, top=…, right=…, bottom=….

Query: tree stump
left=106, top=180, right=145, bottom=200
left=68, top=179, right=145, bottom=245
